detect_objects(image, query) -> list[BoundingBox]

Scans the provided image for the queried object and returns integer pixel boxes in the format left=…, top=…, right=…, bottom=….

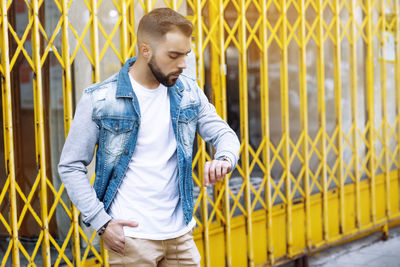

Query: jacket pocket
left=178, top=106, right=197, bottom=123
left=100, top=118, right=135, bottom=156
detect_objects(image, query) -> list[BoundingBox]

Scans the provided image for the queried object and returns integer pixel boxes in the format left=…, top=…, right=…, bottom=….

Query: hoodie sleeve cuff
left=86, top=209, right=112, bottom=232
left=215, top=152, right=237, bottom=172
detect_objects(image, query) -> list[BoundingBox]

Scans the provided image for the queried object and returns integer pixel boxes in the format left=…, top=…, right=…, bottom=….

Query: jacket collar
left=116, top=57, right=184, bottom=98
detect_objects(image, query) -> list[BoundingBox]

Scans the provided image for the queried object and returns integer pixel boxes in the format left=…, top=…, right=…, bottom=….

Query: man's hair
left=137, top=8, right=193, bottom=43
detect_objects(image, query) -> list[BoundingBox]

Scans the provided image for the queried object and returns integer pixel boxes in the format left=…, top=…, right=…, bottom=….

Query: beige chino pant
left=105, top=232, right=201, bottom=266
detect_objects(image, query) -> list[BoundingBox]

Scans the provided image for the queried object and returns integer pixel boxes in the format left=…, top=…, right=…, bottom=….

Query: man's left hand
left=203, top=159, right=231, bottom=187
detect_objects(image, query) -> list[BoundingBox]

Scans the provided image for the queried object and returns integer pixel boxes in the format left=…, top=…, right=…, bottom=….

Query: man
left=58, top=8, right=240, bottom=266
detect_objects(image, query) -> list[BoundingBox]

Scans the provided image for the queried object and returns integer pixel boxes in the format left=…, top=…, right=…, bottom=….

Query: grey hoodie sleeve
left=58, top=92, right=112, bottom=231
left=195, top=84, right=240, bottom=170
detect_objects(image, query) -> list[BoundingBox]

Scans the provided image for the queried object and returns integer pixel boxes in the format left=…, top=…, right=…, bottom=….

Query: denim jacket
left=58, top=57, right=240, bottom=231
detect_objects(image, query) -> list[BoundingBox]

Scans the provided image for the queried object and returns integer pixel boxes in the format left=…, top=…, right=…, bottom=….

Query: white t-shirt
left=109, top=75, right=195, bottom=240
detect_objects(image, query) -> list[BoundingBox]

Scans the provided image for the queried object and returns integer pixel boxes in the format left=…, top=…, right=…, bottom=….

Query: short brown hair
left=137, top=8, right=193, bottom=43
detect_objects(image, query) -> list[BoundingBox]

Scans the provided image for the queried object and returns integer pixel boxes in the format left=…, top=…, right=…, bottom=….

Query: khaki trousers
left=106, top=232, right=201, bottom=267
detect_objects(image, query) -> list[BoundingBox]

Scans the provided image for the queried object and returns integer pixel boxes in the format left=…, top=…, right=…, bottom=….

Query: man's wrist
left=217, top=156, right=232, bottom=168
left=97, top=219, right=111, bottom=236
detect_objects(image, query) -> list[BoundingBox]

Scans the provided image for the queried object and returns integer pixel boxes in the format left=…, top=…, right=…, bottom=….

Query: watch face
left=98, top=220, right=111, bottom=235
left=99, top=227, right=105, bottom=235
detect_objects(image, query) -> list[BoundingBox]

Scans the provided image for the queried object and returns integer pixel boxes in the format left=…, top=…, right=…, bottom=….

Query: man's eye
left=169, top=55, right=178, bottom=59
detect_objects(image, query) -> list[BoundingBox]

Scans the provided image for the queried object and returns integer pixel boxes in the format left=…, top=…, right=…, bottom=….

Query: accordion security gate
left=1, top=0, right=400, bottom=266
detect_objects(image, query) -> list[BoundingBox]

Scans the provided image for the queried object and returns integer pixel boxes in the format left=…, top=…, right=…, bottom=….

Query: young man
left=58, top=8, right=240, bottom=266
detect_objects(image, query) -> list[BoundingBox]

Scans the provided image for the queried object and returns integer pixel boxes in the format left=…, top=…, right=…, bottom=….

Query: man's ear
left=139, top=43, right=152, bottom=60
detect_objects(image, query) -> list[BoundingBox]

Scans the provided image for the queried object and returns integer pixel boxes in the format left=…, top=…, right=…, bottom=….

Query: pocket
left=104, top=241, right=125, bottom=258
left=178, top=233, right=201, bottom=265
left=178, top=107, right=197, bottom=124
left=100, top=118, right=135, bottom=156
left=107, top=249, right=125, bottom=265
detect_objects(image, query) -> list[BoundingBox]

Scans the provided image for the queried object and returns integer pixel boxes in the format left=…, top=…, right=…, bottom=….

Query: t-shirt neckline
left=129, top=73, right=165, bottom=96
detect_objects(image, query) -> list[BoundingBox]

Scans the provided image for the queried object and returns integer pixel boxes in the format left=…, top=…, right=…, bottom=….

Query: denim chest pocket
left=100, top=118, right=135, bottom=156
left=178, top=107, right=198, bottom=156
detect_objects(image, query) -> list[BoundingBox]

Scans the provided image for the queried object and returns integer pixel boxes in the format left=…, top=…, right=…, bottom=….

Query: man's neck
left=129, top=57, right=160, bottom=89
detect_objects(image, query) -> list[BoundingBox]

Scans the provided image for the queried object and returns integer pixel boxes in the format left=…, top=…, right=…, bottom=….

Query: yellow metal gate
left=1, top=0, right=400, bottom=266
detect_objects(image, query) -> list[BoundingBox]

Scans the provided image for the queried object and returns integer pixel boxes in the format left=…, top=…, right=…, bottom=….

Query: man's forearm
left=58, top=92, right=111, bottom=231
left=58, top=163, right=111, bottom=230
left=196, top=86, right=240, bottom=170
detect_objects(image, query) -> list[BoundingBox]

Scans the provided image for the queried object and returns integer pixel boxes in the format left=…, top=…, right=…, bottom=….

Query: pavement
left=305, top=225, right=400, bottom=267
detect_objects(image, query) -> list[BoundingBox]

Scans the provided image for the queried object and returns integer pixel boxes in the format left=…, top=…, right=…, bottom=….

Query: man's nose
left=177, top=57, right=187, bottom=69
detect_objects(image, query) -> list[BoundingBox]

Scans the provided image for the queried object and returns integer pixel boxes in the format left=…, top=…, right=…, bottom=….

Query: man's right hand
left=101, top=219, right=138, bottom=254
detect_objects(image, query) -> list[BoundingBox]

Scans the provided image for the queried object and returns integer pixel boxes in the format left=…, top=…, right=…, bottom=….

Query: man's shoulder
left=177, top=75, right=203, bottom=108
left=83, top=73, right=119, bottom=96
left=81, top=73, right=121, bottom=115
left=178, top=74, right=198, bottom=93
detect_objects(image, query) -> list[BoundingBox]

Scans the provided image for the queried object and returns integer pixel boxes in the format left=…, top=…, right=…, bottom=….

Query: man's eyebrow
left=168, top=49, right=192, bottom=55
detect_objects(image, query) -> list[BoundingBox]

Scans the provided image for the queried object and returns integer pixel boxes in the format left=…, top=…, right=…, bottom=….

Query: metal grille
left=0, top=0, right=400, bottom=266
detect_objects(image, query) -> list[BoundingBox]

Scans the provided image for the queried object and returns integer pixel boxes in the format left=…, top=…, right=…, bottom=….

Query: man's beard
left=148, top=56, right=182, bottom=87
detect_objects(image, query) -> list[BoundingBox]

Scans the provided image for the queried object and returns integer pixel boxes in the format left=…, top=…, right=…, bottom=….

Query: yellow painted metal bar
left=259, top=0, right=273, bottom=262
left=298, top=0, right=311, bottom=249
left=379, top=0, right=390, bottom=220
left=395, top=0, right=400, bottom=191
left=223, top=176, right=231, bottom=267
left=239, top=0, right=253, bottom=265
left=333, top=0, right=345, bottom=234
left=170, top=0, right=177, bottom=11
left=32, top=0, right=51, bottom=265
left=70, top=192, right=83, bottom=264
left=366, top=0, right=376, bottom=224
left=279, top=0, right=292, bottom=256
left=217, top=0, right=231, bottom=264
left=350, top=0, right=361, bottom=229
left=89, top=0, right=103, bottom=265
left=120, top=0, right=128, bottom=63
left=61, top=0, right=73, bottom=137
left=145, top=0, right=151, bottom=14
left=198, top=38, right=210, bottom=267
left=61, top=0, right=82, bottom=266
left=208, top=1, right=225, bottom=248
left=198, top=53, right=209, bottom=267
left=209, top=2, right=226, bottom=120
left=317, top=0, right=328, bottom=242
left=194, top=0, right=210, bottom=266
left=206, top=0, right=232, bottom=265
left=218, top=3, right=227, bottom=121
left=222, top=175, right=232, bottom=266
left=0, top=1, right=20, bottom=266
left=381, top=223, right=389, bottom=239
left=208, top=6, right=221, bottom=114
left=90, top=0, right=100, bottom=83
left=128, top=1, right=136, bottom=58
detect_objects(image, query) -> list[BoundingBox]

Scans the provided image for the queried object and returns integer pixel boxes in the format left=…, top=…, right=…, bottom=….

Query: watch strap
left=98, top=220, right=110, bottom=236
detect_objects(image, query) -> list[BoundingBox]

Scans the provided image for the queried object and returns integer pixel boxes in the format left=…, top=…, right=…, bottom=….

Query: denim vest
left=87, top=57, right=201, bottom=224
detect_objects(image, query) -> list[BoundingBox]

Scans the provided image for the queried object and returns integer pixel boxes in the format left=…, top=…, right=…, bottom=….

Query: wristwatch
left=98, top=220, right=110, bottom=236
left=217, top=156, right=231, bottom=166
